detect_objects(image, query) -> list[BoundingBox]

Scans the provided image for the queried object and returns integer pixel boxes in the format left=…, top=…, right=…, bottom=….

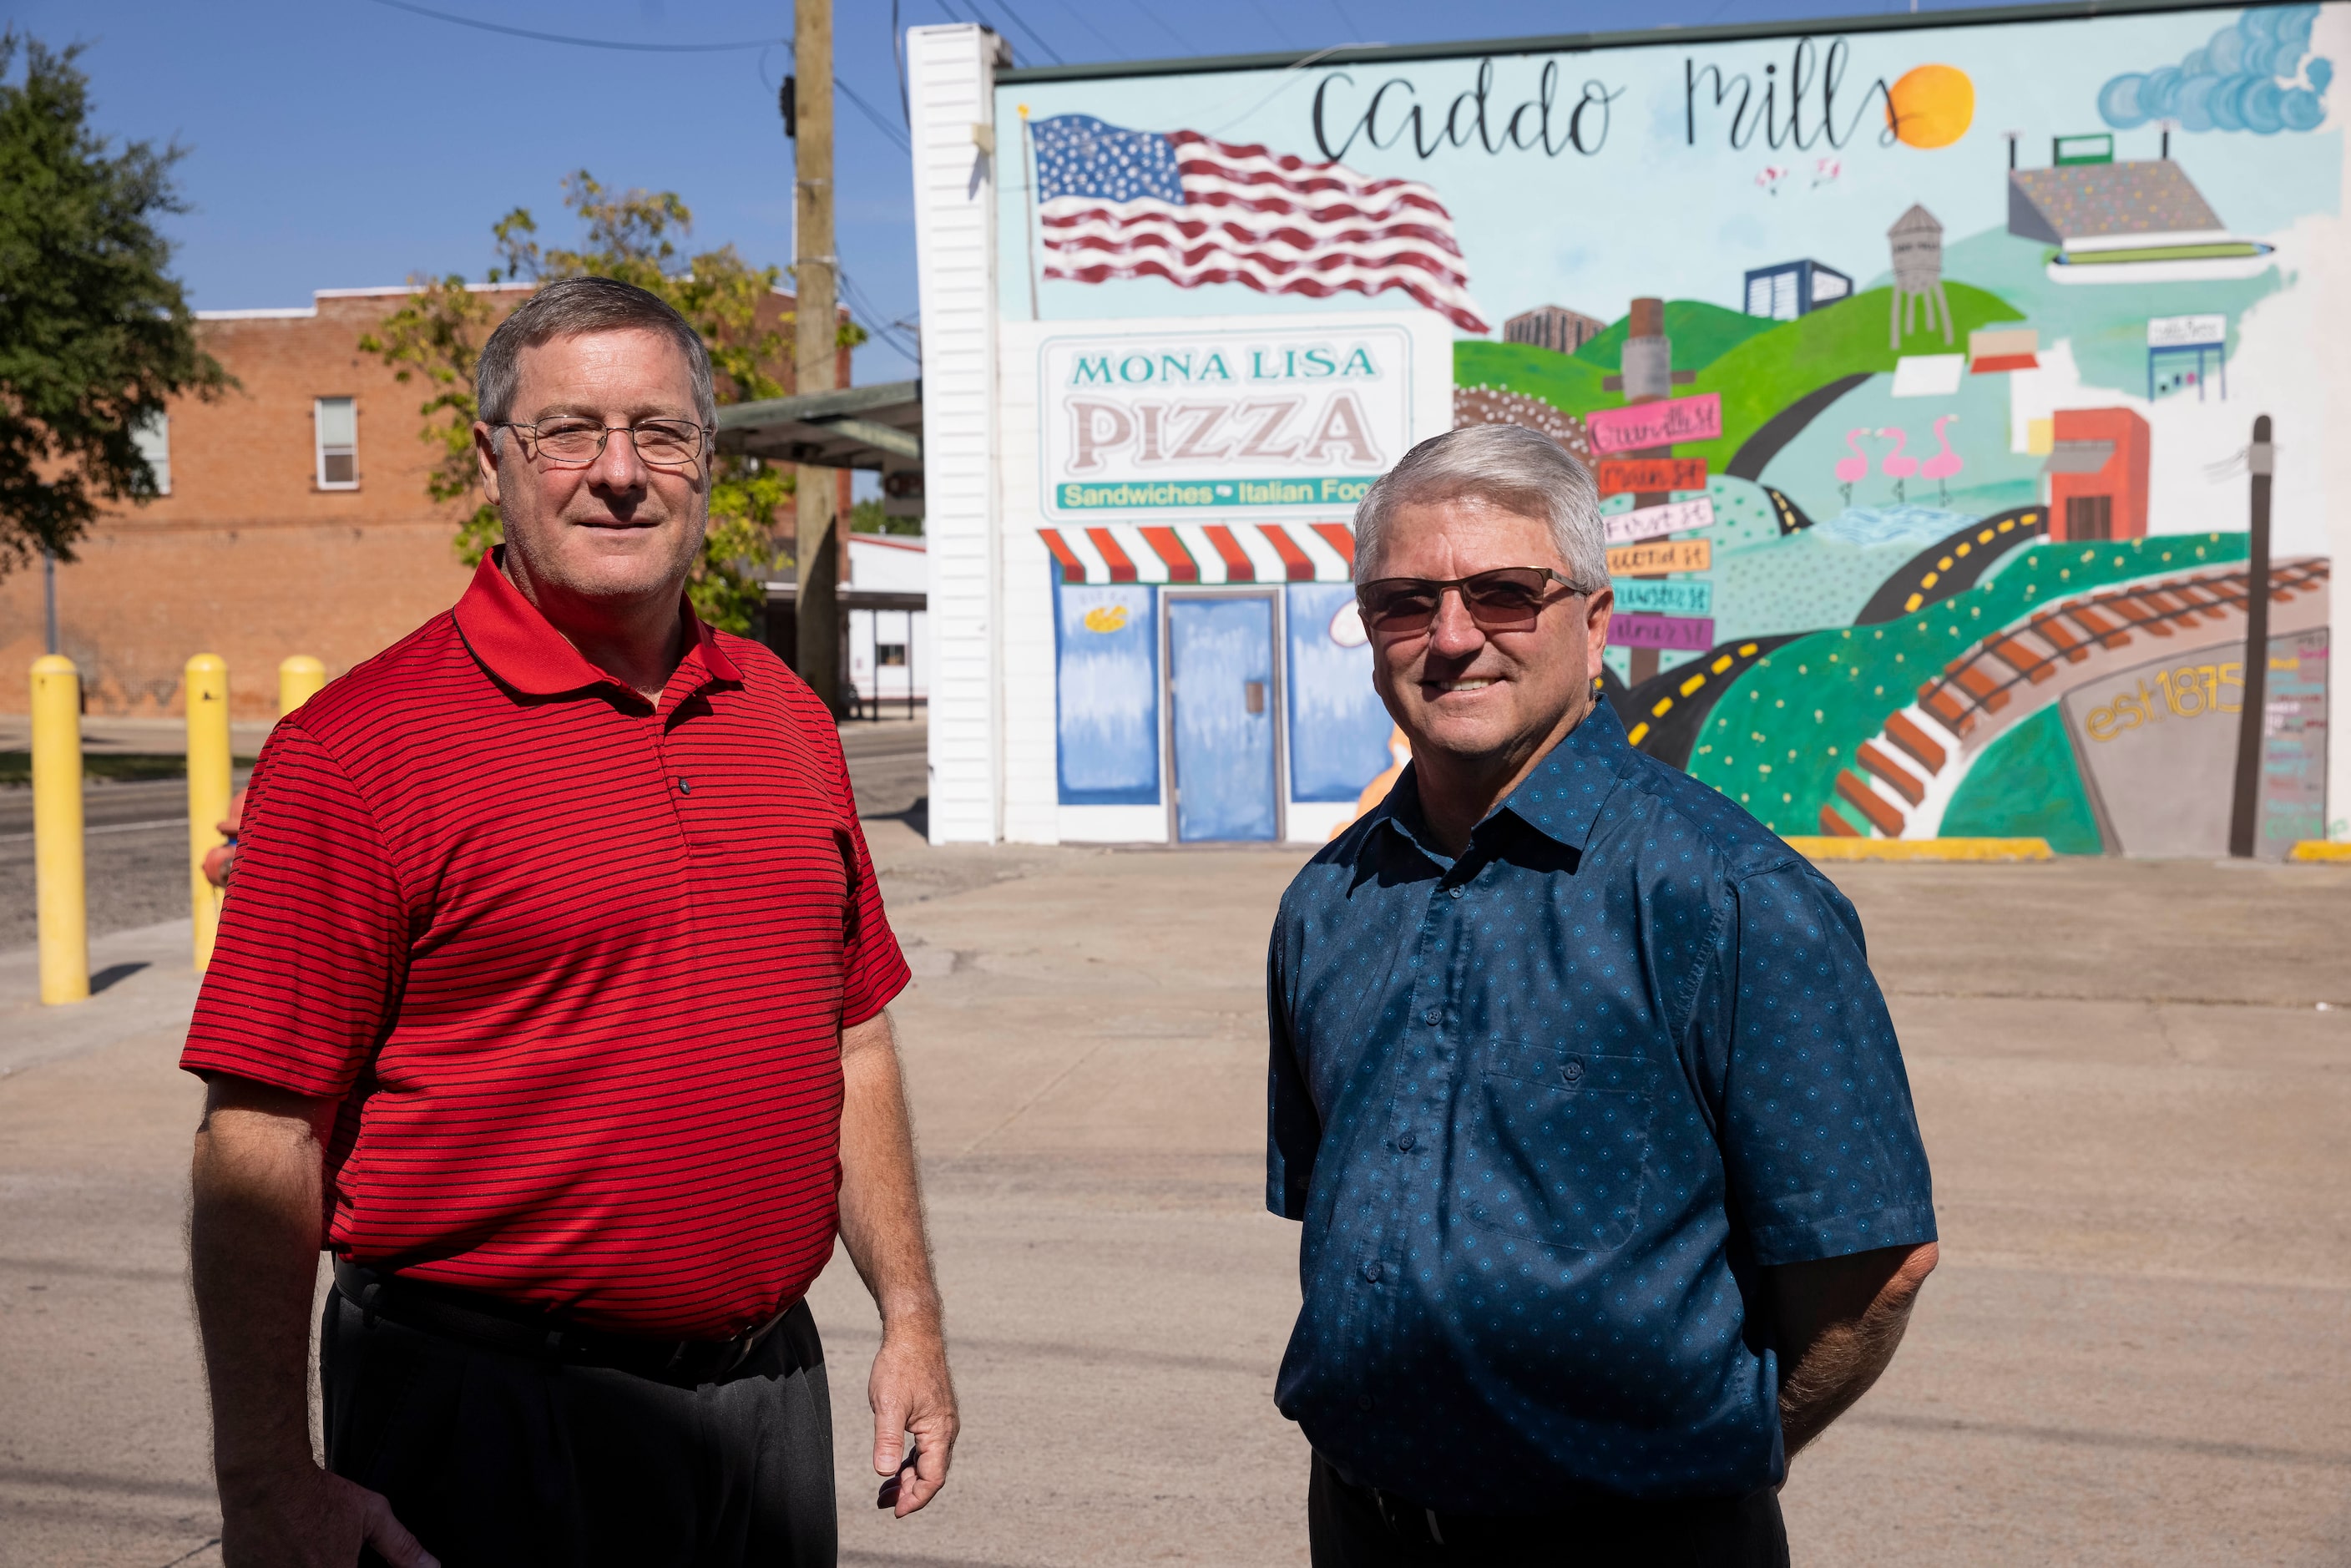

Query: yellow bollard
left=185, top=654, right=231, bottom=973
left=32, top=656, right=89, bottom=1005
left=278, top=655, right=326, bottom=718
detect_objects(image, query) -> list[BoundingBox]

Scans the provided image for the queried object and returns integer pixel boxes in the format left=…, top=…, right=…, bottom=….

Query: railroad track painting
left=1818, top=558, right=2332, bottom=841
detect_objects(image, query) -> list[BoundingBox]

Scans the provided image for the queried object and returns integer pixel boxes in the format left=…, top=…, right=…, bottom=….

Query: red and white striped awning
left=1039, top=522, right=1357, bottom=584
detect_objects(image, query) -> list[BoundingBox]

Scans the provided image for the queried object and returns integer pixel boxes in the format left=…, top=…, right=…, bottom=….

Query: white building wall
left=908, top=24, right=1005, bottom=842
left=996, top=322, right=1060, bottom=842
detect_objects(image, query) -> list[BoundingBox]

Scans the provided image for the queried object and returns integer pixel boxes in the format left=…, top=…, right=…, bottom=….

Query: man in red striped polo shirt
left=184, top=276, right=954, bottom=1567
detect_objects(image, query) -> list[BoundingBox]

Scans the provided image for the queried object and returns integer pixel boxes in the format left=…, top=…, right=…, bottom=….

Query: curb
left=1787, top=837, right=2056, bottom=862
left=2288, top=841, right=2351, bottom=862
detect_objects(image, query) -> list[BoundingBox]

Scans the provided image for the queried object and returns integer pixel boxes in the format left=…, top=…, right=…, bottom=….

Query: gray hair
left=476, top=276, right=716, bottom=438
left=1352, top=423, right=1607, bottom=590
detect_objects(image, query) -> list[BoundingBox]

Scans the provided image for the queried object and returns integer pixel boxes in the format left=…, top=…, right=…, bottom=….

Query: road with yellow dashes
left=1609, top=635, right=1799, bottom=767
left=1856, top=507, right=2047, bottom=625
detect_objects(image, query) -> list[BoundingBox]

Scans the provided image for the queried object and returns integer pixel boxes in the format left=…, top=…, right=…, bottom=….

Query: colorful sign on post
left=1609, top=613, right=1716, bottom=651
left=1604, top=496, right=1715, bottom=547
left=1583, top=393, right=1722, bottom=454
left=1595, top=458, right=1708, bottom=496
left=1607, top=539, right=1711, bottom=575
left=2147, top=314, right=2226, bottom=348
left=1613, top=579, right=1713, bottom=616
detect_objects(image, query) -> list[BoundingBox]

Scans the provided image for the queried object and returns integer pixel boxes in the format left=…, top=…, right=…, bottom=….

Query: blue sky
left=15, top=0, right=2076, bottom=386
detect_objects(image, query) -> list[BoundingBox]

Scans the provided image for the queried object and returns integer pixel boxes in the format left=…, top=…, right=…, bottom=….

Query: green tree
left=366, top=171, right=863, bottom=634
left=0, top=33, right=230, bottom=572
left=850, top=496, right=922, bottom=538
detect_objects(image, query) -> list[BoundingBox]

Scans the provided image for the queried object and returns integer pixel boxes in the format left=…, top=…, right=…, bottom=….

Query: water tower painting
left=1888, top=205, right=1954, bottom=348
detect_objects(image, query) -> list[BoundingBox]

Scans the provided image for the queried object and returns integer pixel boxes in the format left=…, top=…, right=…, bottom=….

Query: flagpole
left=1020, top=104, right=1040, bottom=321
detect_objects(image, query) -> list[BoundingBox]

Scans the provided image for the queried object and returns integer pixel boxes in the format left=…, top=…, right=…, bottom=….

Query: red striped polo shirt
left=182, top=554, right=910, bottom=1337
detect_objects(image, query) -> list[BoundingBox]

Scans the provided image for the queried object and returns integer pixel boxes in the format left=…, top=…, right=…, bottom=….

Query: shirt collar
left=1494, top=695, right=1636, bottom=852
left=1377, top=693, right=1635, bottom=862
left=452, top=549, right=741, bottom=699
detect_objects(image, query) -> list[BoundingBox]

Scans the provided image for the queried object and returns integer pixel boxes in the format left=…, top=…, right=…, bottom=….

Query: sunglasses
left=1355, top=567, right=1585, bottom=637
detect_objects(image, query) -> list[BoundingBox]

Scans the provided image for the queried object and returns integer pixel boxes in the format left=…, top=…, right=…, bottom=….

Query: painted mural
left=1002, top=3, right=2344, bottom=853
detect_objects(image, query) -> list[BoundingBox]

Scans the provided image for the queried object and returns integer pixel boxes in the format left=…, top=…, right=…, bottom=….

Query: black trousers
left=321, top=1287, right=837, bottom=1568
left=1308, top=1452, right=1791, bottom=1568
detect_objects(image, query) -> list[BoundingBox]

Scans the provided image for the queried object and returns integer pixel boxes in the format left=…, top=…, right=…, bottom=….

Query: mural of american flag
left=1029, top=114, right=1490, bottom=335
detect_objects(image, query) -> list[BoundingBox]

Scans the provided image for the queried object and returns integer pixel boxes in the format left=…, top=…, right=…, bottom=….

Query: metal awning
left=2045, top=438, right=2116, bottom=474
left=715, top=379, right=921, bottom=470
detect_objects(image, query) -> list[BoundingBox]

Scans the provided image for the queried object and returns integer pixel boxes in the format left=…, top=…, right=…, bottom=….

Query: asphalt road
left=0, top=776, right=250, bottom=951
left=0, top=716, right=925, bottom=952
left=5, top=742, right=2348, bottom=1566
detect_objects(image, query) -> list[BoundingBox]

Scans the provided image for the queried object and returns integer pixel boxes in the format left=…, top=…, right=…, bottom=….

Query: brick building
left=2045, top=407, right=2151, bottom=542
left=1502, top=304, right=1605, bottom=356
left=1, top=281, right=842, bottom=719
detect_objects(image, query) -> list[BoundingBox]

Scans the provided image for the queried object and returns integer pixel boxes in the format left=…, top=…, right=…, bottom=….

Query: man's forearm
left=836, top=1011, right=943, bottom=1330
left=1775, top=1242, right=1939, bottom=1460
left=190, top=1085, right=335, bottom=1485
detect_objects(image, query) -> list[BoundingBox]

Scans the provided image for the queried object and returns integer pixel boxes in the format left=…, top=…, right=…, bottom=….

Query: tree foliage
left=365, top=171, right=865, bottom=633
left=0, top=32, right=229, bottom=571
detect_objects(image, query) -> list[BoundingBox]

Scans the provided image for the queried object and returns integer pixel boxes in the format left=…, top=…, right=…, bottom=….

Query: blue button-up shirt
left=1267, top=698, right=1935, bottom=1510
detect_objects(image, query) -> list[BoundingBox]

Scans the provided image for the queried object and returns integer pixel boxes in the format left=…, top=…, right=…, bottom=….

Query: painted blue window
left=1285, top=583, right=1396, bottom=802
left=1054, top=579, right=1159, bottom=805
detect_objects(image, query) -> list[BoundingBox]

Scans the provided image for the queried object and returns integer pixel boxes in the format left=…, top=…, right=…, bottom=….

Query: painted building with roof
left=2007, top=153, right=2275, bottom=281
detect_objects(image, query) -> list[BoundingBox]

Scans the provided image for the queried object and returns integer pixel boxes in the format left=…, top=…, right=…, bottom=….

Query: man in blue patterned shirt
left=1267, top=424, right=1939, bottom=1565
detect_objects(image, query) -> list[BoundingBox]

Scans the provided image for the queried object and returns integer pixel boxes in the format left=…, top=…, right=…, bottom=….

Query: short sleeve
left=825, top=743, right=911, bottom=1029
left=1266, top=901, right=1320, bottom=1220
left=1697, top=864, right=1938, bottom=1267
left=180, top=722, right=412, bottom=1099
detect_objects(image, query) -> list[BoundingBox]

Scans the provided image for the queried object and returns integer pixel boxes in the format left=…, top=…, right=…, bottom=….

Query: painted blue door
left=1169, top=596, right=1278, bottom=842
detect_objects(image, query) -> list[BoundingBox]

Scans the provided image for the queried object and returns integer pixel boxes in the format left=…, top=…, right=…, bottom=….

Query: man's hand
left=869, top=1321, right=958, bottom=1516
left=202, top=787, right=248, bottom=888
left=1770, top=1241, right=1939, bottom=1465
left=220, top=1464, right=437, bottom=1568
left=193, top=1075, right=436, bottom=1565
left=837, top=1009, right=958, bottom=1516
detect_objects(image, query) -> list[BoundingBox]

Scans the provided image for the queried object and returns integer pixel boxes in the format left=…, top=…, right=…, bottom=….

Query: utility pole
left=2227, top=414, right=2275, bottom=857
left=793, top=0, right=843, bottom=716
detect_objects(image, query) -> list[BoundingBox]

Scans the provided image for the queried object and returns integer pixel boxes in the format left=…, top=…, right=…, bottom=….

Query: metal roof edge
left=995, top=0, right=2305, bottom=83
left=716, top=379, right=923, bottom=428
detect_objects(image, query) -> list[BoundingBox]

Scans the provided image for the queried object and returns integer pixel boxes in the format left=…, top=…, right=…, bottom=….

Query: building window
left=315, top=397, right=357, bottom=488
left=2066, top=494, right=2113, bottom=541
left=132, top=412, right=170, bottom=496
left=876, top=642, right=908, bottom=667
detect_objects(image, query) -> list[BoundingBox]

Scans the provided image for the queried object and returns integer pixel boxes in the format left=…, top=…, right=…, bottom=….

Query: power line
left=892, top=0, right=912, bottom=124
left=836, top=76, right=913, bottom=154
left=974, top=0, right=1067, bottom=65
left=361, top=0, right=781, bottom=53
left=1034, top=0, right=1129, bottom=60
left=839, top=269, right=922, bottom=366
left=761, top=43, right=909, bottom=157
left=1118, top=0, right=1201, bottom=57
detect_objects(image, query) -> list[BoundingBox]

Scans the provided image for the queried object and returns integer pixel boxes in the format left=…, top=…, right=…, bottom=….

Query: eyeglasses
left=1355, top=567, right=1585, bottom=637
left=498, top=417, right=711, bottom=469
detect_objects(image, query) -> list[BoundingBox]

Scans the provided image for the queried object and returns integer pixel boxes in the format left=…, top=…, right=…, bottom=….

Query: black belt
left=333, top=1260, right=794, bottom=1387
left=1321, top=1452, right=1753, bottom=1551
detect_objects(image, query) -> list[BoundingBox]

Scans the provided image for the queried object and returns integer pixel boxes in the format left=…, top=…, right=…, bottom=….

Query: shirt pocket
left=1461, top=1043, right=1656, bottom=1252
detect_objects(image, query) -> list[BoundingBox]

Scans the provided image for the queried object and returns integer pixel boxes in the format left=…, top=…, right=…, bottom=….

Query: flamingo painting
left=1876, top=427, right=1917, bottom=503
left=1834, top=428, right=1871, bottom=508
left=1920, top=414, right=1964, bottom=504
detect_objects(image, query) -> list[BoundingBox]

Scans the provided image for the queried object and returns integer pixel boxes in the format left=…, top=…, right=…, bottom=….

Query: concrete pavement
left=3, top=772, right=2348, bottom=1565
